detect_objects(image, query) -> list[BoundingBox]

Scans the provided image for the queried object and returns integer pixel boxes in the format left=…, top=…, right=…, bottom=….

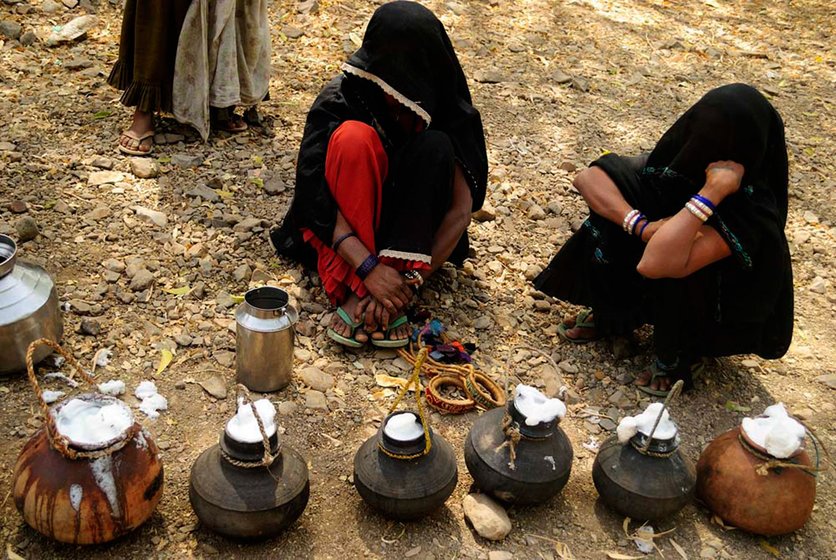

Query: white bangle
left=685, top=202, right=709, bottom=222
left=622, top=209, right=640, bottom=232
left=689, top=198, right=714, bottom=218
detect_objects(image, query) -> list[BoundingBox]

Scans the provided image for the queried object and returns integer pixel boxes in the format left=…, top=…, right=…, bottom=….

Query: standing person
left=172, top=0, right=272, bottom=140
left=270, top=1, right=488, bottom=348
left=535, top=84, right=793, bottom=396
left=108, top=0, right=192, bottom=156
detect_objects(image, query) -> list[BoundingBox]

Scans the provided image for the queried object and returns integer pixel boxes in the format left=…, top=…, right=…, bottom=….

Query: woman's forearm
left=573, top=167, right=634, bottom=226
left=426, top=165, right=473, bottom=277
left=637, top=183, right=732, bottom=278
left=332, top=210, right=372, bottom=269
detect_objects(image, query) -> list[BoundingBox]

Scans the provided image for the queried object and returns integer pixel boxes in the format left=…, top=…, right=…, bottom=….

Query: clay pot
left=592, top=433, right=695, bottom=521
left=354, top=411, right=457, bottom=520
left=696, top=427, right=815, bottom=535
left=190, top=429, right=309, bottom=540
left=13, top=396, right=163, bottom=544
left=12, top=340, right=164, bottom=544
left=464, top=401, right=572, bottom=505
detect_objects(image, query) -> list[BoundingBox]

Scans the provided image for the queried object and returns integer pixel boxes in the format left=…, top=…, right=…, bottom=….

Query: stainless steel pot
left=0, top=235, right=63, bottom=375
left=235, top=286, right=297, bottom=392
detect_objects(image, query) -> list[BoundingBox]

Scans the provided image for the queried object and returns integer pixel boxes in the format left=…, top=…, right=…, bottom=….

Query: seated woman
left=535, top=84, right=793, bottom=396
left=270, top=1, right=488, bottom=348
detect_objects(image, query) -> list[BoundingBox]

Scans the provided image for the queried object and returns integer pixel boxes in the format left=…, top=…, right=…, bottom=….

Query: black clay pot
left=189, top=430, right=309, bottom=540
left=592, top=433, right=695, bottom=521
left=465, top=401, right=573, bottom=505
left=353, top=411, right=457, bottom=520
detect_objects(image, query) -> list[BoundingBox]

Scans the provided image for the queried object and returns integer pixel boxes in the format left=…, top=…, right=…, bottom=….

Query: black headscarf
left=272, top=1, right=487, bottom=265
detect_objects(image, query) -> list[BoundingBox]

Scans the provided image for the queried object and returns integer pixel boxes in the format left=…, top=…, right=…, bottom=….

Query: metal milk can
left=235, top=286, right=298, bottom=392
left=0, top=234, right=63, bottom=375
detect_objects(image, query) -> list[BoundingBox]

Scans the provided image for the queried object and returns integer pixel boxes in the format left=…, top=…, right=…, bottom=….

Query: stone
left=474, top=70, right=505, bottom=84
left=85, top=206, right=111, bottom=221
left=815, top=373, right=836, bottom=390
left=45, top=15, right=97, bottom=47
left=186, top=184, right=220, bottom=202
left=171, top=153, right=203, bottom=168
left=462, top=493, right=511, bottom=541
left=300, top=366, right=335, bottom=392
left=129, top=269, right=155, bottom=291
left=15, top=217, right=39, bottom=242
left=305, top=390, right=328, bottom=410
left=214, top=351, right=235, bottom=368
left=282, top=25, right=304, bottom=39
left=551, top=70, right=572, bottom=84
left=570, top=77, right=589, bottom=92
left=41, top=0, right=61, bottom=13
left=0, top=20, right=22, bottom=40
left=79, top=318, right=101, bottom=336
left=559, top=161, right=577, bottom=172
left=62, top=0, right=79, bottom=8
left=599, top=418, right=617, bottom=431
left=523, top=265, right=542, bottom=281
left=278, top=401, right=297, bottom=416
left=233, top=217, right=263, bottom=232
left=130, top=157, right=160, bottom=179
left=558, top=361, right=579, bottom=374
left=474, top=316, right=493, bottom=330
left=264, top=176, right=286, bottom=195
left=472, top=203, right=496, bottom=222
left=174, top=333, right=192, bottom=347
left=65, top=57, right=93, bottom=70
left=740, top=359, right=759, bottom=368
left=809, top=276, right=827, bottom=294
left=132, top=206, right=168, bottom=227
left=488, top=553, right=514, bottom=560
left=19, top=30, right=36, bottom=46
left=232, top=263, right=251, bottom=282
left=88, top=170, right=124, bottom=186
left=0, top=141, right=16, bottom=151
left=216, top=291, right=237, bottom=309
left=8, top=200, right=27, bottom=213
left=527, top=204, right=547, bottom=221
left=198, top=376, right=227, bottom=399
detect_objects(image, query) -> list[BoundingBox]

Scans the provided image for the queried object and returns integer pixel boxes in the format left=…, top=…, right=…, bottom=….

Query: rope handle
left=384, top=347, right=432, bottom=458
left=637, top=379, right=684, bottom=454
left=25, top=338, right=138, bottom=460
left=227, top=384, right=278, bottom=468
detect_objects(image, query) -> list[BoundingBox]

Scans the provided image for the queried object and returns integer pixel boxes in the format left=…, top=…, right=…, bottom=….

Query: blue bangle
left=631, top=214, right=647, bottom=235
left=692, top=194, right=717, bottom=212
left=638, top=220, right=650, bottom=239
left=355, top=254, right=379, bottom=280
left=332, top=232, right=356, bottom=252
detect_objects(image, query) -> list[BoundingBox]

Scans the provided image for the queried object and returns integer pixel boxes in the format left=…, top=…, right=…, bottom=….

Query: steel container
left=0, top=234, right=63, bottom=375
left=235, top=286, right=298, bottom=392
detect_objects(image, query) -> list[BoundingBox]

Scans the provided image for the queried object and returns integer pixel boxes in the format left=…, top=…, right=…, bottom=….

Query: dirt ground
left=0, top=0, right=834, bottom=559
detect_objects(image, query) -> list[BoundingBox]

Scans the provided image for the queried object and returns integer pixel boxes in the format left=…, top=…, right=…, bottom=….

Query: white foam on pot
left=225, top=398, right=278, bottom=443
left=90, top=456, right=121, bottom=517
left=513, top=384, right=566, bottom=426
left=42, top=390, right=65, bottom=404
left=53, top=398, right=134, bottom=446
left=741, top=402, right=806, bottom=459
left=98, top=380, right=126, bottom=396
left=69, top=484, right=83, bottom=512
left=617, top=402, right=678, bottom=444
left=383, top=412, right=424, bottom=442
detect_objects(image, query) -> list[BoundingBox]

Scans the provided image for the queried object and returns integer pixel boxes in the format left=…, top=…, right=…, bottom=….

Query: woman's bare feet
left=634, top=367, right=672, bottom=393
left=329, top=293, right=368, bottom=343
left=356, top=298, right=410, bottom=342
left=119, top=110, right=154, bottom=154
left=559, top=310, right=598, bottom=342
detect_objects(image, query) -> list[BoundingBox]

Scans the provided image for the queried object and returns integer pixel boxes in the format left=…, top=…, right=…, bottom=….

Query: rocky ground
left=0, top=0, right=834, bottom=559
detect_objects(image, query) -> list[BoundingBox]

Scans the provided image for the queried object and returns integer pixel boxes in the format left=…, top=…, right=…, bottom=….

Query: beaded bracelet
left=685, top=201, right=709, bottom=222
left=332, top=232, right=356, bottom=252
left=355, top=254, right=379, bottom=280
left=692, top=194, right=717, bottom=213
left=622, top=209, right=641, bottom=232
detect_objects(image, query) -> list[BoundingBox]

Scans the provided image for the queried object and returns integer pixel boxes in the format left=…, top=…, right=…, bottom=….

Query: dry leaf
left=156, top=348, right=174, bottom=375
left=375, top=373, right=421, bottom=391
left=554, top=541, right=574, bottom=559
left=163, top=285, right=191, bottom=296
left=605, top=553, right=644, bottom=560
left=759, top=540, right=781, bottom=558
left=670, top=538, right=688, bottom=559
left=6, top=543, right=26, bottom=560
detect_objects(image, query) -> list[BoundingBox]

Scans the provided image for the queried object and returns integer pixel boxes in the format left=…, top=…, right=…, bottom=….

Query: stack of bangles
left=622, top=208, right=650, bottom=238
left=685, top=193, right=717, bottom=222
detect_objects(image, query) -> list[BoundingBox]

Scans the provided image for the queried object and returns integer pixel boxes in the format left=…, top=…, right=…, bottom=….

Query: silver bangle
left=689, top=197, right=714, bottom=217
left=685, top=202, right=709, bottom=222
left=622, top=209, right=640, bottom=232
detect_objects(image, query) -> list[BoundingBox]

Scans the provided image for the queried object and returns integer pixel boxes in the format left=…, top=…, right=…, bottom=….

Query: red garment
left=301, top=120, right=430, bottom=305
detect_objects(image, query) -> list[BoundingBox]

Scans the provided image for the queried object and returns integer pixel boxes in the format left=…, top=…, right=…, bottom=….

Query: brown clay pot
left=13, top=424, right=164, bottom=544
left=696, top=427, right=815, bottom=536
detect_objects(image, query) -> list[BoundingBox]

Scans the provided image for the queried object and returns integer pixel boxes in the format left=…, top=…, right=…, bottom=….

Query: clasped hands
left=355, top=263, right=422, bottom=332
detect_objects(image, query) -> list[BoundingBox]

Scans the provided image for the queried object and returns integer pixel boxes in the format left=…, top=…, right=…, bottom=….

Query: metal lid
left=235, top=286, right=298, bottom=333
left=0, top=234, right=16, bottom=278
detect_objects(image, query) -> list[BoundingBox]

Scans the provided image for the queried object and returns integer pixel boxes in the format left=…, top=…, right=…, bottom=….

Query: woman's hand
left=705, top=161, right=745, bottom=200
left=640, top=218, right=670, bottom=243
left=355, top=297, right=390, bottom=334
left=362, top=264, right=413, bottom=314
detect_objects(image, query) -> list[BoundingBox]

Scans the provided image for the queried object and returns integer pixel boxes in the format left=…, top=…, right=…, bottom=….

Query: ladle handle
left=641, top=379, right=684, bottom=454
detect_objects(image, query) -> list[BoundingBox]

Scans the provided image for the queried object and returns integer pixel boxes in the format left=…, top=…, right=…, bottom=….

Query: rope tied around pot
left=220, top=384, right=281, bottom=470
left=635, top=379, right=684, bottom=458
left=378, top=348, right=433, bottom=460
left=495, top=410, right=522, bottom=470
left=25, top=338, right=140, bottom=461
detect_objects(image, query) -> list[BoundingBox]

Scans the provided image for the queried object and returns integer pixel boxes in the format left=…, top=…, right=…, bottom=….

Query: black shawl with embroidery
left=272, top=1, right=487, bottom=267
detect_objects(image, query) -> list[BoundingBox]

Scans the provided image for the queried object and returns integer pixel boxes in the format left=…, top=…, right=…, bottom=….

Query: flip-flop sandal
left=327, top=307, right=365, bottom=348
left=370, top=315, right=410, bottom=349
left=557, top=309, right=599, bottom=344
left=118, top=130, right=155, bottom=156
left=637, top=359, right=705, bottom=397
left=213, top=113, right=248, bottom=133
